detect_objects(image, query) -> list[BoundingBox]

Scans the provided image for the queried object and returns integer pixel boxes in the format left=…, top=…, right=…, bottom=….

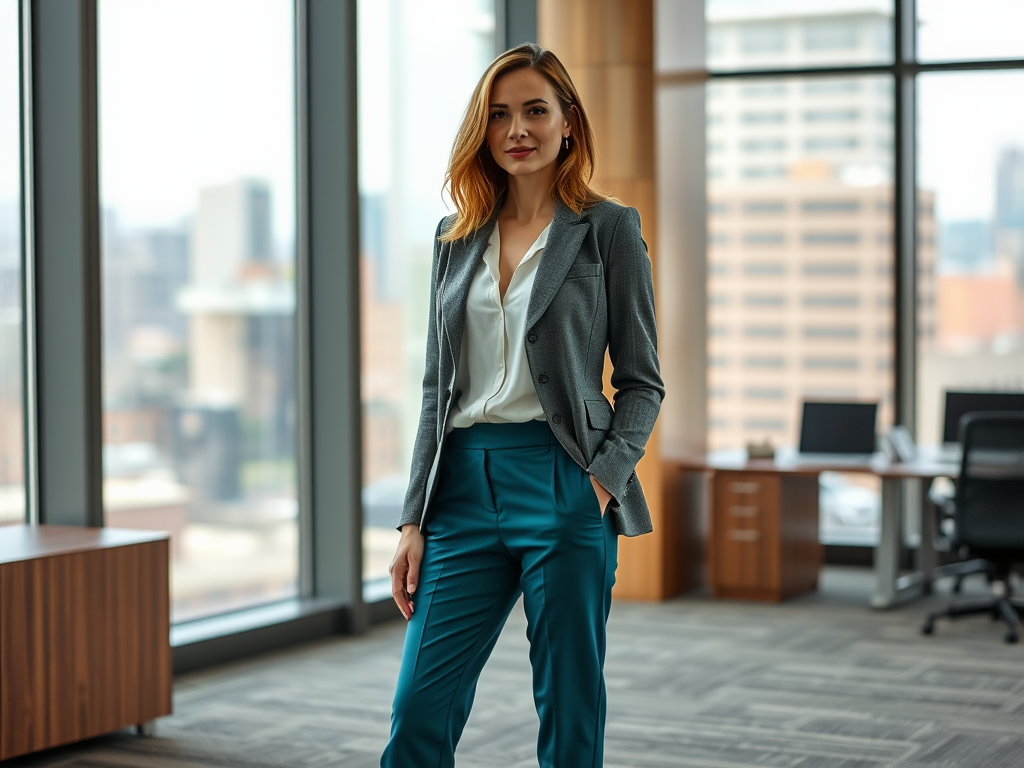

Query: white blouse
left=448, top=220, right=552, bottom=430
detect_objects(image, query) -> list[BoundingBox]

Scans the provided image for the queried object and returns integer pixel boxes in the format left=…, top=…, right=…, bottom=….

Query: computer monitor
left=942, top=391, right=1024, bottom=444
left=798, top=401, right=878, bottom=454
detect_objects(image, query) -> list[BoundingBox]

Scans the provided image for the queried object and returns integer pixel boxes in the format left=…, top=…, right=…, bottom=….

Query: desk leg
left=917, top=478, right=938, bottom=594
left=872, top=477, right=903, bottom=609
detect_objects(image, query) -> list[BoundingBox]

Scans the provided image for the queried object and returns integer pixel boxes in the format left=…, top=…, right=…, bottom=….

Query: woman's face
left=485, top=68, right=569, bottom=181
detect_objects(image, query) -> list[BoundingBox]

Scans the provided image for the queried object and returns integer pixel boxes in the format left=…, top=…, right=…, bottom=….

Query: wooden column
left=539, top=1, right=681, bottom=600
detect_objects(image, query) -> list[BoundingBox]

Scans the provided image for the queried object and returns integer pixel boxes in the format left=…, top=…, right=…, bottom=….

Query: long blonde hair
left=441, top=43, right=607, bottom=242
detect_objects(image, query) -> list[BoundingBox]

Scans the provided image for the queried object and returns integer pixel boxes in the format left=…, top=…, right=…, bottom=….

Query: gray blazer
left=400, top=197, right=664, bottom=537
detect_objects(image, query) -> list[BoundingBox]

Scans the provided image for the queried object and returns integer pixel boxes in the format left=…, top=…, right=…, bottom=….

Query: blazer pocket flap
left=585, top=398, right=614, bottom=430
left=564, top=263, right=603, bottom=280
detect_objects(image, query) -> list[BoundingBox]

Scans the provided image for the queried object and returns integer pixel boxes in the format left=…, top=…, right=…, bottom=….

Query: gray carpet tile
left=8, top=567, right=1024, bottom=768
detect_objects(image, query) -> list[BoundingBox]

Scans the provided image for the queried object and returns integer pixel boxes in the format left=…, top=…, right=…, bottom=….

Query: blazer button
left=527, top=332, right=538, bottom=343
left=443, top=388, right=451, bottom=400
left=538, top=373, right=549, bottom=384
left=551, top=413, right=563, bottom=425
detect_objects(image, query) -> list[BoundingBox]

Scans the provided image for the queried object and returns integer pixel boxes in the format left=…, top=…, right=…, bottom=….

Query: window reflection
left=0, top=0, right=24, bottom=526
left=99, top=0, right=297, bottom=622
left=358, top=0, right=496, bottom=596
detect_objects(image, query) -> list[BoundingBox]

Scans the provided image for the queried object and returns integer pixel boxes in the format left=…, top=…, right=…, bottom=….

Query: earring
left=564, top=136, right=569, bottom=150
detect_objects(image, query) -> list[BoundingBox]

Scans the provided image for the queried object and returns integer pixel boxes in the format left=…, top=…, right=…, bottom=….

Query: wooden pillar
left=539, top=1, right=679, bottom=600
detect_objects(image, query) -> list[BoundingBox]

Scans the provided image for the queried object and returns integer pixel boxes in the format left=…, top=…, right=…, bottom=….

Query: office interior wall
left=656, top=0, right=707, bottom=459
left=655, top=0, right=707, bottom=593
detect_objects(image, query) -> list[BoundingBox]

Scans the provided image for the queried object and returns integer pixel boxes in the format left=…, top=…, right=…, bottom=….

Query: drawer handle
left=729, top=481, right=761, bottom=494
left=729, top=505, right=760, bottom=517
left=727, top=530, right=761, bottom=542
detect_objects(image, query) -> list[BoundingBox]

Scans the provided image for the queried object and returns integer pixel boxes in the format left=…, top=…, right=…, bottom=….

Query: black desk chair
left=922, top=412, right=1024, bottom=644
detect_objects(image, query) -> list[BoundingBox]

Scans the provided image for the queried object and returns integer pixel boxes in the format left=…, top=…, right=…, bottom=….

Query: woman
left=382, top=43, right=663, bottom=768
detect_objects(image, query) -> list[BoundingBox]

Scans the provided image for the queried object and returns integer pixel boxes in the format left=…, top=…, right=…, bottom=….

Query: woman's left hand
left=590, top=475, right=612, bottom=516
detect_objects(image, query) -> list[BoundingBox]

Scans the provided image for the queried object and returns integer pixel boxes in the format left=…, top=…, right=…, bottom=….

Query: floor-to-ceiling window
left=0, top=0, right=24, bottom=527
left=705, top=1, right=897, bottom=546
left=98, top=0, right=298, bottom=622
left=357, top=0, right=496, bottom=598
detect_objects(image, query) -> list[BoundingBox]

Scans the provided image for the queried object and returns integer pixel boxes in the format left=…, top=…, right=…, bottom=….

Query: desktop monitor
left=799, top=401, right=878, bottom=454
left=942, top=391, right=1024, bottom=444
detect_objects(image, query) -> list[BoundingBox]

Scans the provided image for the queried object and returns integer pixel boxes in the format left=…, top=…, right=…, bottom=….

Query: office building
left=996, top=146, right=1024, bottom=286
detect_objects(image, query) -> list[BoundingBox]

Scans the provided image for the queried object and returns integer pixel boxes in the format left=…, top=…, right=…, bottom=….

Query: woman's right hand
left=389, top=524, right=424, bottom=620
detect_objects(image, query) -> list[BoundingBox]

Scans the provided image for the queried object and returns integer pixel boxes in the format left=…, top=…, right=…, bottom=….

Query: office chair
left=921, top=413, right=1024, bottom=644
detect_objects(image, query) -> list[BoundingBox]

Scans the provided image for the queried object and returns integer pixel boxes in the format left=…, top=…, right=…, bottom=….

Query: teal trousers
left=381, top=420, right=618, bottom=768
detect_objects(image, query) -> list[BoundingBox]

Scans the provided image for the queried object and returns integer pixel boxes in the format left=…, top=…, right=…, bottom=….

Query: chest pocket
left=564, top=263, right=603, bottom=280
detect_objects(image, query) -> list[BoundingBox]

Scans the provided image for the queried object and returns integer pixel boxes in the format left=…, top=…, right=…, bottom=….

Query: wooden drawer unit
left=0, top=526, right=172, bottom=761
left=709, top=470, right=821, bottom=602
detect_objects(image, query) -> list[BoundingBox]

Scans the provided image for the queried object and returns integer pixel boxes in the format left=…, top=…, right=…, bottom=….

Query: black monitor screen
left=942, top=391, right=1024, bottom=444
left=799, top=401, right=877, bottom=454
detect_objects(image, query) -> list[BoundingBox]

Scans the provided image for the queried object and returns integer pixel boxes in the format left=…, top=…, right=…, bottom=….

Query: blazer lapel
left=440, top=199, right=591, bottom=363
left=526, top=200, right=590, bottom=329
left=440, top=211, right=499, bottom=365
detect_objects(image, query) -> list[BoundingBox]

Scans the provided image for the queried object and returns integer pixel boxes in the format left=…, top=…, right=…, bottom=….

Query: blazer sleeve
left=398, top=216, right=447, bottom=529
left=585, top=206, right=665, bottom=506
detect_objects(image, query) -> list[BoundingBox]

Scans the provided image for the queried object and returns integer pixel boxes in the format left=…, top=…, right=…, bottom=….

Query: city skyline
left=3, top=2, right=1022, bottom=224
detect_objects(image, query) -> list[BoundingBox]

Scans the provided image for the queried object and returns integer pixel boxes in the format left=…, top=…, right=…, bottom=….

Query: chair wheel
left=1005, top=632, right=1018, bottom=644
left=921, top=621, right=934, bottom=635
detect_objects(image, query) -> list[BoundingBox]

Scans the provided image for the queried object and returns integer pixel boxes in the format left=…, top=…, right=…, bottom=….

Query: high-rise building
left=177, top=180, right=292, bottom=402
left=996, top=147, right=1024, bottom=232
left=995, top=146, right=1024, bottom=286
left=707, top=1, right=893, bottom=183
left=101, top=213, right=190, bottom=408
left=175, top=178, right=295, bottom=500
left=707, top=183, right=936, bottom=450
left=939, top=220, right=993, bottom=273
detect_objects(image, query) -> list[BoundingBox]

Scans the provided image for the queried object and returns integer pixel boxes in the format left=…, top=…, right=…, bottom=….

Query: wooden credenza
left=708, top=470, right=821, bottom=602
left=0, top=525, right=172, bottom=761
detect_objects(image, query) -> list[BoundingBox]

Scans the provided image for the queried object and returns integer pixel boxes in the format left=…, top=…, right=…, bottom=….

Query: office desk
left=675, top=447, right=959, bottom=609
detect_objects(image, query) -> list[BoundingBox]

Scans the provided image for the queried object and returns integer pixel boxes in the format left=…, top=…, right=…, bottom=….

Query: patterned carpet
left=10, top=567, right=1024, bottom=768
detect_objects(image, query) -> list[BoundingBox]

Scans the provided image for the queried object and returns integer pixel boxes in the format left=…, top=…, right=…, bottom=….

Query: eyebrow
left=489, top=98, right=549, bottom=108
